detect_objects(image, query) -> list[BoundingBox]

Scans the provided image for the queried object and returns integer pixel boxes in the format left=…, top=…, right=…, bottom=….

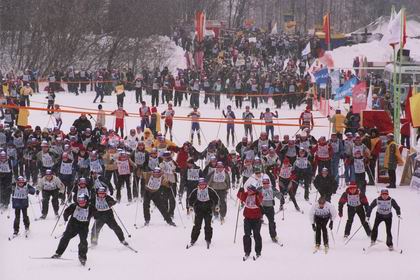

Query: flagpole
left=395, top=8, right=405, bottom=144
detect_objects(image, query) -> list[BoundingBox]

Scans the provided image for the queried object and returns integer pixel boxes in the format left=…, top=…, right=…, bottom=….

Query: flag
left=302, top=41, right=311, bottom=56
left=387, top=9, right=406, bottom=48
left=330, top=70, right=340, bottom=94
left=334, top=77, right=358, bottom=101
left=409, top=91, right=420, bottom=128
left=405, top=85, right=413, bottom=125
left=270, top=21, right=278, bottom=35
left=313, top=67, right=329, bottom=85
left=195, top=11, right=206, bottom=42
left=352, top=81, right=367, bottom=113
left=323, top=13, right=331, bottom=49
left=366, top=84, right=373, bottom=110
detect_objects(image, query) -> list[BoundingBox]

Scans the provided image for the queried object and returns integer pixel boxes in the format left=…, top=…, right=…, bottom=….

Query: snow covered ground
left=1, top=89, right=419, bottom=280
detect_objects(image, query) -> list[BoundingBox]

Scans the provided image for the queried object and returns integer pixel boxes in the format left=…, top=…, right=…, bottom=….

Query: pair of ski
left=29, top=256, right=91, bottom=270
left=186, top=241, right=210, bottom=250
left=362, top=243, right=403, bottom=254
left=243, top=254, right=260, bottom=261
left=8, top=230, right=29, bottom=241
left=313, top=247, right=329, bottom=254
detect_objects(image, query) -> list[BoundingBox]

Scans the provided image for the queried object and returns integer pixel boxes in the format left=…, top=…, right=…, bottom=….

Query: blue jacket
left=12, top=184, right=35, bottom=209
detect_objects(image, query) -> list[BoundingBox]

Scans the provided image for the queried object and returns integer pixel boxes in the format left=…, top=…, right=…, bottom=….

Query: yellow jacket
left=17, top=108, right=30, bottom=127
left=384, top=140, right=404, bottom=169
left=329, top=113, right=346, bottom=133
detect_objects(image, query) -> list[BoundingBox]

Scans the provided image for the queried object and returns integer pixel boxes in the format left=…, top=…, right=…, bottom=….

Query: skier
left=0, top=151, right=13, bottom=209
left=91, top=187, right=128, bottom=246
left=159, top=151, right=179, bottom=218
left=237, top=183, right=263, bottom=260
left=187, top=178, right=219, bottom=248
left=222, top=105, right=236, bottom=147
left=115, top=150, right=136, bottom=203
left=37, top=169, right=64, bottom=219
left=310, top=197, right=337, bottom=253
left=161, top=102, right=175, bottom=141
left=11, top=176, right=35, bottom=236
left=293, top=148, right=312, bottom=201
left=338, top=183, right=371, bottom=238
left=182, top=158, right=203, bottom=212
left=313, top=167, right=337, bottom=202
left=110, top=106, right=129, bottom=138
left=143, top=167, right=176, bottom=226
left=187, top=106, right=201, bottom=145
left=139, top=101, right=151, bottom=132
left=260, top=176, right=282, bottom=242
left=299, top=106, right=314, bottom=131
left=278, top=157, right=301, bottom=212
left=242, top=106, right=255, bottom=142
left=260, top=108, right=278, bottom=140
left=207, top=161, right=230, bottom=224
left=52, top=194, right=94, bottom=266
left=367, top=189, right=401, bottom=250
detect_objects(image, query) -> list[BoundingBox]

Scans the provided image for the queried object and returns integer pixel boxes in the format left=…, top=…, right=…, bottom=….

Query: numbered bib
left=60, top=162, right=73, bottom=175
left=90, top=160, right=103, bottom=173
left=0, top=162, right=10, bottom=173
left=73, top=207, right=89, bottom=222
left=134, top=152, right=146, bottom=165
left=279, top=166, right=292, bottom=179
left=262, top=188, right=274, bottom=201
left=347, top=194, right=361, bottom=207
left=187, top=169, right=200, bottom=181
left=95, top=198, right=110, bottom=211
left=377, top=199, right=392, bottom=215
left=117, top=160, right=130, bottom=175
left=245, top=195, right=258, bottom=209
left=147, top=177, right=162, bottom=191
left=295, top=157, right=308, bottom=169
left=354, top=158, right=365, bottom=174
left=42, top=154, right=54, bottom=168
left=43, top=181, right=57, bottom=191
left=13, top=187, right=28, bottom=199
left=197, top=188, right=210, bottom=202
left=213, top=171, right=226, bottom=183
left=148, top=158, right=159, bottom=170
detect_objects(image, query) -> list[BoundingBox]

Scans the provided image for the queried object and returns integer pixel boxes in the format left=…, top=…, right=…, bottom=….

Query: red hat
left=151, top=107, right=157, bottom=113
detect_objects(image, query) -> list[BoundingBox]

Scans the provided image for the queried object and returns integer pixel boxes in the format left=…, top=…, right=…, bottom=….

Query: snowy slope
left=0, top=90, right=419, bottom=280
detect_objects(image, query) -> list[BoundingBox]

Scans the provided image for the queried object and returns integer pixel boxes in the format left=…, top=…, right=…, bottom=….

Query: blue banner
left=334, top=77, right=358, bottom=100
left=314, top=68, right=329, bottom=85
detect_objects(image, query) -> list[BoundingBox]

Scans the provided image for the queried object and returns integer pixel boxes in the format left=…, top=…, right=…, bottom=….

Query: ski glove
left=329, top=220, right=333, bottom=230
left=338, top=212, right=343, bottom=218
left=312, top=224, right=316, bottom=232
left=215, top=206, right=220, bottom=212
left=36, top=190, right=40, bottom=195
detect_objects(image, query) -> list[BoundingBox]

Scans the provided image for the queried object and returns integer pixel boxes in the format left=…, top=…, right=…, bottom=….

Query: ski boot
left=324, top=244, right=329, bottom=253
left=51, top=253, right=61, bottom=259
left=121, top=240, right=129, bottom=246
left=79, top=256, right=86, bottom=266
left=167, top=220, right=176, bottom=227
left=39, top=214, right=47, bottom=220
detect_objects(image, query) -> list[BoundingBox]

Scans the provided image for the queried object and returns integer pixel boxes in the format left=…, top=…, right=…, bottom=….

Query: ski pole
left=344, top=224, right=363, bottom=245
left=113, top=209, right=132, bottom=238
left=233, top=199, right=241, bottom=244
left=134, top=190, right=140, bottom=229
left=366, top=165, right=379, bottom=193
left=336, top=217, right=342, bottom=234
left=397, top=217, right=401, bottom=248
left=330, top=229, right=336, bottom=247
left=170, top=186, right=186, bottom=229
left=50, top=202, right=67, bottom=236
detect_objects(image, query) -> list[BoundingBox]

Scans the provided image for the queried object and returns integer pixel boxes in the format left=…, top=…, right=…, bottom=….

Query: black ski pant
left=371, top=215, right=393, bottom=246
left=151, top=89, right=159, bottom=107
left=243, top=218, right=262, bottom=255
left=91, top=210, right=124, bottom=243
left=388, top=169, right=396, bottom=188
left=104, top=170, right=117, bottom=194
left=213, top=190, right=227, bottom=218
left=162, top=184, right=177, bottom=217
left=143, top=189, right=172, bottom=223
left=314, top=216, right=329, bottom=246
left=191, top=209, right=212, bottom=242
left=345, top=206, right=371, bottom=236
left=135, top=88, right=143, bottom=103
left=56, top=221, right=89, bottom=259
left=42, top=189, right=59, bottom=216
left=14, top=208, right=29, bottom=232
left=262, top=206, right=277, bottom=238
left=0, top=175, right=12, bottom=207
left=116, top=174, right=132, bottom=202
left=355, top=172, right=367, bottom=194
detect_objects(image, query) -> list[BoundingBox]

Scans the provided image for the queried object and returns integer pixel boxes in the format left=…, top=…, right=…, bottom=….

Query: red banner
left=352, top=81, right=367, bottom=113
left=195, top=11, right=205, bottom=42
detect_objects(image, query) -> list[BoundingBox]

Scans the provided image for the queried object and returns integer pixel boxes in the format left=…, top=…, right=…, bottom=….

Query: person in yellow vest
left=114, top=82, right=125, bottom=107
left=17, top=106, right=30, bottom=129
left=142, top=128, right=155, bottom=152
left=328, top=109, right=346, bottom=135
left=384, top=133, right=404, bottom=189
left=19, top=83, right=33, bottom=106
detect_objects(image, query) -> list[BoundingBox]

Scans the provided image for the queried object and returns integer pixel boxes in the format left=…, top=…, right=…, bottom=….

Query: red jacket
left=237, top=190, right=263, bottom=219
left=312, top=143, right=333, bottom=161
left=176, top=149, right=189, bottom=169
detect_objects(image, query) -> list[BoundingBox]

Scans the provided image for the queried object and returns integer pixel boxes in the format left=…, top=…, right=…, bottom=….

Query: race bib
left=60, top=162, right=73, bottom=175
left=147, top=177, right=162, bottom=191
left=0, top=162, right=10, bottom=173
left=262, top=188, right=274, bottom=201
left=187, top=169, right=200, bottom=181
left=197, top=188, right=210, bottom=202
left=13, top=187, right=28, bottom=199
left=377, top=200, right=392, bottom=215
left=42, top=154, right=54, bottom=168
left=134, top=152, right=146, bottom=165
left=354, top=158, right=365, bottom=174
left=213, top=171, right=226, bottom=183
left=90, top=160, right=103, bottom=173
left=73, top=207, right=89, bottom=222
left=117, top=160, right=130, bottom=175
left=245, top=195, right=258, bottom=209
left=347, top=194, right=361, bottom=207
left=95, top=198, right=110, bottom=211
